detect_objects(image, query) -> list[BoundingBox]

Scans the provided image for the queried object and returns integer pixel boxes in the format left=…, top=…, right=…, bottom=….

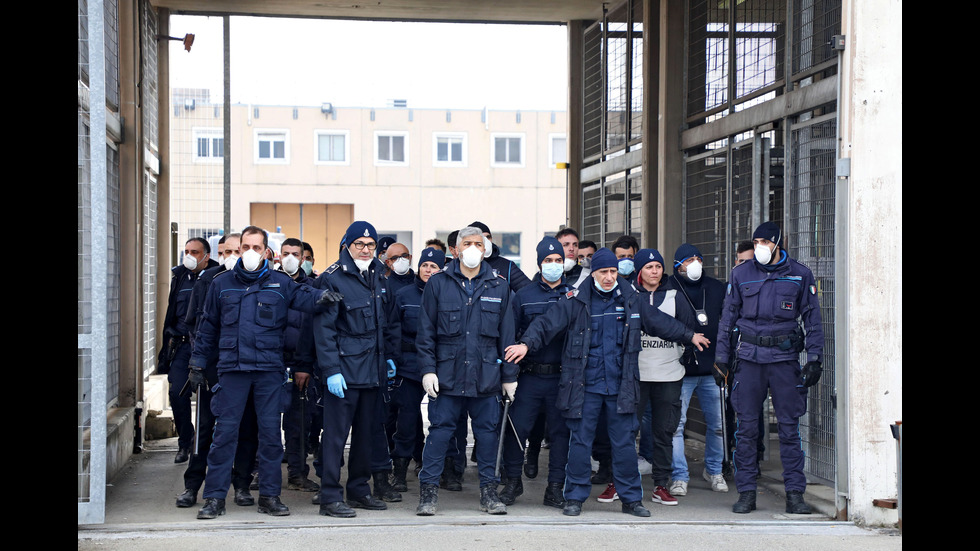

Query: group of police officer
left=160, top=218, right=823, bottom=519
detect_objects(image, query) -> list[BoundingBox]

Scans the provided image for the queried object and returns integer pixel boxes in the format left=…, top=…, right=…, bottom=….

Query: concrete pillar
left=156, top=9, right=172, bottom=348
left=641, top=0, right=660, bottom=247
left=838, top=0, right=902, bottom=527
left=652, top=0, right=685, bottom=254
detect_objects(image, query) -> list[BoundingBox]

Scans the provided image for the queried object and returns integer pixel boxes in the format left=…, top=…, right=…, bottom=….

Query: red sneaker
left=650, top=485, right=678, bottom=506
left=597, top=483, right=619, bottom=502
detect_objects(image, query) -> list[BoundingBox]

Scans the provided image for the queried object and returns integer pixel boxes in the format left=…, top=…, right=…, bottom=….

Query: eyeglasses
left=388, top=253, right=411, bottom=260
left=351, top=241, right=377, bottom=251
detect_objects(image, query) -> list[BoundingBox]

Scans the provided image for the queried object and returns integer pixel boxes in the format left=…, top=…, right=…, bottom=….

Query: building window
left=550, top=134, right=568, bottom=166
left=375, top=131, right=409, bottom=166
left=193, top=128, right=223, bottom=162
left=491, top=133, right=525, bottom=167
left=433, top=133, right=467, bottom=167
left=255, top=129, right=289, bottom=164
left=496, top=232, right=522, bottom=267
left=314, top=130, right=349, bottom=165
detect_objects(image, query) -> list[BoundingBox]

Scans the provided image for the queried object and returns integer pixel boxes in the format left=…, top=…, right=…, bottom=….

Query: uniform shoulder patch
left=565, top=289, right=579, bottom=299
left=809, top=284, right=817, bottom=295
left=325, top=262, right=341, bottom=275
left=726, top=282, right=732, bottom=295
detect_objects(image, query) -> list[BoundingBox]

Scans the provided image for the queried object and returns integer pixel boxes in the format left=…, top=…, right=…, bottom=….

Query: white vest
left=637, top=289, right=685, bottom=382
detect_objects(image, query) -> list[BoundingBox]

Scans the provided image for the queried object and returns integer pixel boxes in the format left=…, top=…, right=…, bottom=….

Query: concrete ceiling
left=152, top=0, right=607, bottom=24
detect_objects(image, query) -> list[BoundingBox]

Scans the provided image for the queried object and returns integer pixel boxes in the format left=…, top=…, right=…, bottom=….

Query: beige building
left=170, top=91, right=569, bottom=271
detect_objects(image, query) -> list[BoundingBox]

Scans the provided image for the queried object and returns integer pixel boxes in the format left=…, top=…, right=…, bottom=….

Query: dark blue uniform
left=716, top=250, right=824, bottom=493
left=279, top=268, right=318, bottom=484
left=501, top=273, right=572, bottom=486
left=391, top=276, right=427, bottom=462
left=416, top=261, right=518, bottom=489
left=313, top=250, right=401, bottom=504
left=192, top=260, right=323, bottom=500
left=518, top=276, right=695, bottom=504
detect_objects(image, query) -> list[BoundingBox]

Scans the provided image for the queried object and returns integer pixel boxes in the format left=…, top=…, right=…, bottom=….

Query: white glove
left=502, top=381, right=518, bottom=402
left=422, top=373, right=440, bottom=399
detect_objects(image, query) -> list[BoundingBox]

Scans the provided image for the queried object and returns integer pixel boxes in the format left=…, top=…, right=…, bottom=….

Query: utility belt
left=739, top=328, right=803, bottom=352
left=520, top=362, right=561, bottom=376
left=401, top=341, right=417, bottom=353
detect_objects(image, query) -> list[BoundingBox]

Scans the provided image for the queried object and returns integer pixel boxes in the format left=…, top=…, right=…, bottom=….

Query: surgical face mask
left=579, top=257, right=591, bottom=270
left=685, top=260, right=703, bottom=281
left=594, top=276, right=618, bottom=294
left=563, top=258, right=577, bottom=273
left=224, top=254, right=239, bottom=272
left=281, top=254, right=300, bottom=275
left=354, top=258, right=372, bottom=272
left=392, top=257, right=411, bottom=276
left=242, top=249, right=263, bottom=272
left=182, top=254, right=198, bottom=272
left=754, top=244, right=774, bottom=265
left=541, top=262, right=564, bottom=283
left=618, top=258, right=635, bottom=276
left=483, top=236, right=493, bottom=259
left=301, top=260, right=313, bottom=276
left=461, top=244, right=484, bottom=269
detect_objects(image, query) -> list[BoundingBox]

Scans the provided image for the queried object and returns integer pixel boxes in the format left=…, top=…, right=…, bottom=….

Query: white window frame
left=549, top=133, right=568, bottom=167
left=490, top=132, right=525, bottom=168
left=432, top=132, right=467, bottom=167
left=254, top=128, right=290, bottom=164
left=313, top=129, right=350, bottom=166
left=374, top=131, right=410, bottom=166
left=192, top=127, right=224, bottom=163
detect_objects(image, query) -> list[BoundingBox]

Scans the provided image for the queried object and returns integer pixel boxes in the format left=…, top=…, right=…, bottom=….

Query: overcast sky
left=168, top=15, right=569, bottom=112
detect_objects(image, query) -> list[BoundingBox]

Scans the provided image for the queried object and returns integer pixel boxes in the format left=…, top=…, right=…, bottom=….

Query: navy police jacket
left=394, top=276, right=426, bottom=382
left=415, top=260, right=519, bottom=397
left=279, top=268, right=316, bottom=375
left=716, top=250, right=824, bottom=365
left=313, top=249, right=401, bottom=389
left=190, top=260, right=322, bottom=374
left=512, top=273, right=572, bottom=366
left=518, top=276, right=695, bottom=419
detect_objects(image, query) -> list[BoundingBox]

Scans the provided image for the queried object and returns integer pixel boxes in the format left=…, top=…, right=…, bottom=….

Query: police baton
left=494, top=395, right=512, bottom=479
left=193, top=388, right=203, bottom=456
left=719, top=381, right=730, bottom=474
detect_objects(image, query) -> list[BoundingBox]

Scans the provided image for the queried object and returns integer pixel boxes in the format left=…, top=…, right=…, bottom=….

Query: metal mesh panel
left=583, top=23, right=603, bottom=160
left=629, top=0, right=643, bottom=145
left=78, top=348, right=92, bottom=501
left=143, top=173, right=158, bottom=379
left=107, top=145, right=120, bottom=405
left=688, top=0, right=729, bottom=118
left=684, top=144, right=728, bottom=278
left=730, top=142, right=756, bottom=257
left=104, top=0, right=119, bottom=109
left=141, top=1, right=158, bottom=152
left=734, top=0, right=784, bottom=101
left=78, top=118, right=92, bottom=335
left=602, top=176, right=627, bottom=246
left=792, top=0, right=842, bottom=75
left=627, top=172, right=643, bottom=244
left=78, top=0, right=89, bottom=85
left=582, top=182, right=603, bottom=245
left=605, top=3, right=628, bottom=152
left=789, top=111, right=837, bottom=484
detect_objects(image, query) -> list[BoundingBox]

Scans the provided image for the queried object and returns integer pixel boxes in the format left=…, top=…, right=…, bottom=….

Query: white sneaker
left=637, top=456, right=653, bottom=475
left=669, top=479, right=688, bottom=496
left=703, top=469, right=729, bottom=492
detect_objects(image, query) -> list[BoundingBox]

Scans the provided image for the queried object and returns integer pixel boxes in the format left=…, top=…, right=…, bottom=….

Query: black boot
left=373, top=470, right=402, bottom=502
left=563, top=499, right=583, bottom=516
left=176, top=489, right=197, bottom=508
left=349, top=493, right=387, bottom=510
left=287, top=476, right=319, bottom=492
left=591, top=460, right=612, bottom=485
left=320, top=501, right=356, bottom=518
left=440, top=457, right=462, bottom=491
left=257, top=495, right=290, bottom=516
left=543, top=482, right=565, bottom=508
left=416, top=483, right=439, bottom=516
left=785, top=490, right=812, bottom=514
left=498, top=476, right=524, bottom=505
left=480, top=485, right=507, bottom=515
left=174, top=447, right=191, bottom=464
left=391, top=457, right=411, bottom=492
left=524, top=445, right=540, bottom=479
left=197, top=498, right=226, bottom=519
left=234, top=487, right=255, bottom=506
left=732, top=490, right=757, bottom=514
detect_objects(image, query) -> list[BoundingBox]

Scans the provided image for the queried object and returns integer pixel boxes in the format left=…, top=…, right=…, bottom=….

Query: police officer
left=498, top=236, right=572, bottom=508
left=504, top=248, right=710, bottom=518
left=191, top=226, right=338, bottom=520
left=390, top=246, right=446, bottom=492
left=470, top=221, right=532, bottom=292
left=159, top=237, right=219, bottom=463
left=383, top=242, right=415, bottom=296
left=715, top=222, right=824, bottom=515
left=415, top=226, right=518, bottom=516
left=313, top=221, right=402, bottom=518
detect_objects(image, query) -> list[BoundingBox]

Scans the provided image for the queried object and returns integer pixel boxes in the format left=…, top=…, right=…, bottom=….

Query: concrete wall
left=839, top=0, right=902, bottom=526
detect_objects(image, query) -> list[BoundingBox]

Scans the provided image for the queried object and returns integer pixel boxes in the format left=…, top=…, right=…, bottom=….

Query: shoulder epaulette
left=565, top=289, right=579, bottom=299
left=325, top=262, right=340, bottom=274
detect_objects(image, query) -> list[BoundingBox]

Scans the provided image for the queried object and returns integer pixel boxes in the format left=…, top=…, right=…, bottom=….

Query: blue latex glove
left=327, top=373, right=347, bottom=398
left=386, top=359, right=397, bottom=378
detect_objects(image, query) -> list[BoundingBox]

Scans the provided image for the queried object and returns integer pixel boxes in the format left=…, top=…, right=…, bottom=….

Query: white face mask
left=686, top=260, right=703, bottom=281
left=354, top=258, right=373, bottom=272
left=392, top=257, right=411, bottom=276
left=223, top=254, right=239, bottom=272
left=754, top=244, right=774, bottom=265
left=579, top=257, right=591, bottom=270
left=281, top=254, right=300, bottom=275
left=242, top=249, right=263, bottom=271
left=461, top=245, right=483, bottom=269
left=301, top=260, right=313, bottom=276
left=482, top=236, right=493, bottom=259
left=182, top=254, right=198, bottom=272
left=563, top=257, right=577, bottom=273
